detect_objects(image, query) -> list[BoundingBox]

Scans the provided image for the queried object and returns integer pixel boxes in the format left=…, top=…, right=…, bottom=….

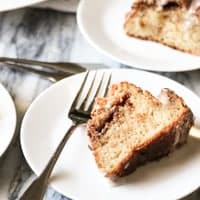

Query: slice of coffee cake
left=87, top=82, right=193, bottom=177
left=124, top=0, right=200, bottom=55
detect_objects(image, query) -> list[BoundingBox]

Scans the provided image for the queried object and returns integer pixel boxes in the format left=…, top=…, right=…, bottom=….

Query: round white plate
left=21, top=69, right=200, bottom=200
left=0, top=83, right=16, bottom=156
left=0, top=0, right=46, bottom=12
left=77, top=0, right=200, bottom=72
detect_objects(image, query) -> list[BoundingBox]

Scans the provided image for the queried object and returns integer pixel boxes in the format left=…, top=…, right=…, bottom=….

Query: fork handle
left=0, top=57, right=86, bottom=74
left=20, top=122, right=78, bottom=200
left=3, top=62, right=69, bottom=82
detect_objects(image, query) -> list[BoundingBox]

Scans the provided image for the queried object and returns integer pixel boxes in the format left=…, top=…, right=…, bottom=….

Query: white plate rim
left=20, top=69, right=200, bottom=200
left=0, top=0, right=47, bottom=12
left=0, top=82, right=17, bottom=157
left=77, top=0, right=200, bottom=72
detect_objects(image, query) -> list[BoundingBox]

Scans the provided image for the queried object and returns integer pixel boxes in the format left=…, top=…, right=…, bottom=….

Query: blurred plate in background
left=77, top=0, right=200, bottom=72
left=0, top=83, right=16, bottom=157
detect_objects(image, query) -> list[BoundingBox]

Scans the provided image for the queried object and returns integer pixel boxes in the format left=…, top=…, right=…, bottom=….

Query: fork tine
left=86, top=72, right=105, bottom=112
left=92, top=72, right=105, bottom=100
left=80, top=71, right=97, bottom=110
left=87, top=72, right=112, bottom=112
left=70, top=71, right=89, bottom=111
left=102, top=72, right=112, bottom=97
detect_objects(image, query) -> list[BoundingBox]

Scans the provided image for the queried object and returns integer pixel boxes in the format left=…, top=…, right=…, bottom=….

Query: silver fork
left=19, top=70, right=112, bottom=200
left=0, top=57, right=107, bottom=82
left=1, top=62, right=70, bottom=82
left=0, top=57, right=86, bottom=82
left=0, top=57, right=85, bottom=74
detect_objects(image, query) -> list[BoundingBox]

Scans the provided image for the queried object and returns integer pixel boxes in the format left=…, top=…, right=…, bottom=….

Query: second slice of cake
left=87, top=82, right=193, bottom=177
left=124, top=0, right=200, bottom=55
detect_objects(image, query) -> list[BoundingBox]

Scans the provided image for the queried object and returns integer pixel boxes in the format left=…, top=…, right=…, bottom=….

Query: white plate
left=77, top=0, right=200, bottom=72
left=0, top=0, right=46, bottom=12
left=21, top=69, right=200, bottom=200
left=0, top=83, right=16, bottom=156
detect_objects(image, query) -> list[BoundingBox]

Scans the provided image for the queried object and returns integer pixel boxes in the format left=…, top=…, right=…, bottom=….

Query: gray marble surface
left=0, top=8, right=200, bottom=200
